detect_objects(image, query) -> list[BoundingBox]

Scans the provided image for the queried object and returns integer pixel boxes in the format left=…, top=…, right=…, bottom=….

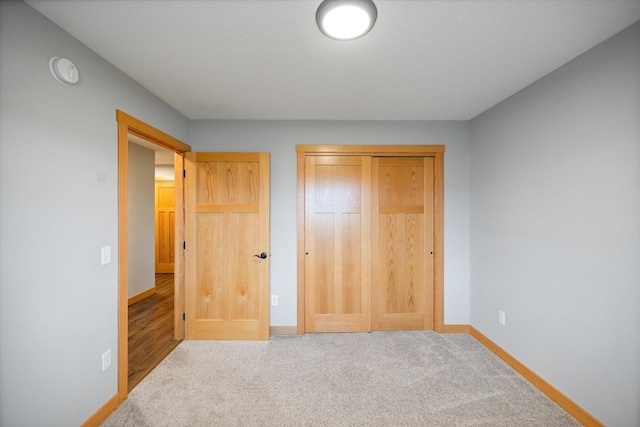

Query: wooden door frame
left=116, top=110, right=191, bottom=402
left=296, top=145, right=445, bottom=334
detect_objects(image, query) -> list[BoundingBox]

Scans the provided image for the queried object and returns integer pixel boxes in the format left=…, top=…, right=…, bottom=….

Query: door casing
left=296, top=145, right=445, bottom=334
left=116, top=110, right=190, bottom=402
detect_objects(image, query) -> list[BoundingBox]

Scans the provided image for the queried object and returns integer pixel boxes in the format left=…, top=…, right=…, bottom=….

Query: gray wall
left=0, top=1, right=189, bottom=426
left=3, top=1, right=636, bottom=426
left=128, top=142, right=155, bottom=299
left=189, top=120, right=471, bottom=327
left=469, top=22, right=640, bottom=426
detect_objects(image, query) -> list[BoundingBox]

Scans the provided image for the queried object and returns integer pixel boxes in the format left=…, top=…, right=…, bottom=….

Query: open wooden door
left=304, top=155, right=371, bottom=332
left=184, top=152, right=270, bottom=340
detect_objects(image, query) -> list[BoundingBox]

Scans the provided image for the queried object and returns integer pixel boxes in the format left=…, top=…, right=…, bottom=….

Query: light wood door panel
left=297, top=145, right=444, bottom=334
left=185, top=152, right=269, bottom=340
left=372, top=157, right=434, bottom=330
left=304, top=156, right=371, bottom=332
left=155, top=180, right=175, bottom=273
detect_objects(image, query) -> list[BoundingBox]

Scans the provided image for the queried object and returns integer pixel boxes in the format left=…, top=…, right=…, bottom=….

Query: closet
left=297, top=145, right=444, bottom=333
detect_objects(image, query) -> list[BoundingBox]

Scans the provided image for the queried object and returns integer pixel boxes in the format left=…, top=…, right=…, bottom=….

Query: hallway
left=128, top=274, right=181, bottom=391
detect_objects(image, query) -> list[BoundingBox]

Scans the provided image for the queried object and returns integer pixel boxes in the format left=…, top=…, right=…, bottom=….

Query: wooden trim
left=173, top=153, right=185, bottom=340
left=80, top=393, right=120, bottom=427
left=433, top=151, right=445, bottom=332
left=296, top=151, right=306, bottom=335
left=116, top=111, right=190, bottom=411
left=296, top=145, right=445, bottom=154
left=183, top=152, right=197, bottom=339
left=127, top=287, right=156, bottom=306
left=469, top=327, right=605, bottom=427
left=117, top=119, right=129, bottom=402
left=440, top=324, right=470, bottom=333
left=270, top=326, right=298, bottom=335
left=116, top=110, right=191, bottom=153
left=296, top=145, right=445, bottom=334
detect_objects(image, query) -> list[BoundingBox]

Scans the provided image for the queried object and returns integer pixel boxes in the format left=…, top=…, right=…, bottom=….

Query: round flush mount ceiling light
left=316, top=0, right=377, bottom=41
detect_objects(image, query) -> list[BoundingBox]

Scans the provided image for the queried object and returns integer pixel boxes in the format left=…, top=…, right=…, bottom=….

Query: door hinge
left=182, top=313, right=185, bottom=321
left=183, top=169, right=186, bottom=178
left=183, top=241, right=186, bottom=250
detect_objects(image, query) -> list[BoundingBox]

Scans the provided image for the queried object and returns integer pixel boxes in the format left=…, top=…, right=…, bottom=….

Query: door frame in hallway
left=296, top=145, right=445, bottom=334
left=116, top=110, right=191, bottom=402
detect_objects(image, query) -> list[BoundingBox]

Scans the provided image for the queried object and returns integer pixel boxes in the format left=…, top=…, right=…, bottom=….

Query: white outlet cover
left=102, top=349, right=111, bottom=371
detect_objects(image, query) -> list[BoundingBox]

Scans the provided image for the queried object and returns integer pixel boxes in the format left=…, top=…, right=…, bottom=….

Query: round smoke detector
left=49, top=57, right=79, bottom=85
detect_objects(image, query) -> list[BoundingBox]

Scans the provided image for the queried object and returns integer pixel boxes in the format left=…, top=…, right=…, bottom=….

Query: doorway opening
left=116, top=110, right=190, bottom=401
left=127, top=134, right=179, bottom=391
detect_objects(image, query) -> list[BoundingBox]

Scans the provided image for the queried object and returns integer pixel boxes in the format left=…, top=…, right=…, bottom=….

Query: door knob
left=254, top=252, right=268, bottom=259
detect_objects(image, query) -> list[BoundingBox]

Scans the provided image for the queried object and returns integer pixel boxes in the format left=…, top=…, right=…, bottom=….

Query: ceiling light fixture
left=316, top=0, right=377, bottom=41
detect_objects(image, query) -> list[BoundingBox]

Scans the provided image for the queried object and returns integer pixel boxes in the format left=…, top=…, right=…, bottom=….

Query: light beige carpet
left=103, top=331, right=580, bottom=426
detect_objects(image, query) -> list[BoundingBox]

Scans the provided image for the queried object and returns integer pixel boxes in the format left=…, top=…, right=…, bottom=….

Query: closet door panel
left=372, top=157, right=434, bottom=330
left=304, top=156, right=371, bottom=332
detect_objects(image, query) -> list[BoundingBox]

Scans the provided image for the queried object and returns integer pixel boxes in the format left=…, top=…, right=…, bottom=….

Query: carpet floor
left=103, top=331, right=580, bottom=426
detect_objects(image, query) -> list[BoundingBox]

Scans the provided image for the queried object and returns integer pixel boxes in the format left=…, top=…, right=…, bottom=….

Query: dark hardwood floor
left=128, top=273, right=182, bottom=392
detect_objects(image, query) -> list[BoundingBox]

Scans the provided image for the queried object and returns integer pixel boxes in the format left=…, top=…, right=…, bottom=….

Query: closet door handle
left=253, top=252, right=268, bottom=259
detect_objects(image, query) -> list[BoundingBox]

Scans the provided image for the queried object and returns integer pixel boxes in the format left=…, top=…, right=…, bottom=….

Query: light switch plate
left=498, top=310, right=506, bottom=326
left=101, top=246, right=111, bottom=265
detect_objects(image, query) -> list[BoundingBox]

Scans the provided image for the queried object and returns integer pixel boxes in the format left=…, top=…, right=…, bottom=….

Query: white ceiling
left=28, top=1, right=640, bottom=121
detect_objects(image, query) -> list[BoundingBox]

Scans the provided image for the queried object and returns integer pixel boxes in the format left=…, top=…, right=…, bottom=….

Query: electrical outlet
left=102, top=349, right=111, bottom=371
left=498, top=310, right=506, bottom=326
left=271, top=295, right=278, bottom=306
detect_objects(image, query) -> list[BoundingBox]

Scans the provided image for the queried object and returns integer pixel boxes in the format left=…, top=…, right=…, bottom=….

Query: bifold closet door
left=372, top=157, right=434, bottom=330
left=304, top=155, right=371, bottom=332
